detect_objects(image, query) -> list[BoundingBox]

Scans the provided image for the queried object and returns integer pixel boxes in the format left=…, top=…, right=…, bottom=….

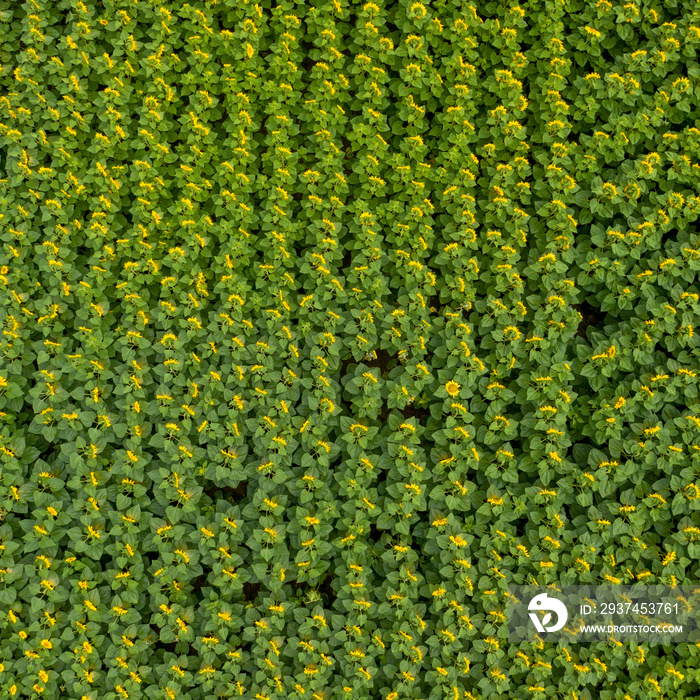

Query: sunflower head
left=445, top=381, right=461, bottom=397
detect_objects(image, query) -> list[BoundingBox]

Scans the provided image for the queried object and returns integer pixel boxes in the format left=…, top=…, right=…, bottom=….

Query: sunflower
left=445, top=380, right=461, bottom=397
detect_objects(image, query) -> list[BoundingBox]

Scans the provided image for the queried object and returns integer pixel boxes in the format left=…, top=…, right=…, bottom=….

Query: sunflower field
left=1, top=0, right=700, bottom=698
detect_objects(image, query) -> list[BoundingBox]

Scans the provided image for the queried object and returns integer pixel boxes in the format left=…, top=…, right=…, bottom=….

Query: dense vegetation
left=1, top=0, right=700, bottom=698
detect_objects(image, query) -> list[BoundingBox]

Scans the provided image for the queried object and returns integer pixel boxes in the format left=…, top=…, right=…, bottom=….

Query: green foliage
left=1, top=0, right=700, bottom=698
